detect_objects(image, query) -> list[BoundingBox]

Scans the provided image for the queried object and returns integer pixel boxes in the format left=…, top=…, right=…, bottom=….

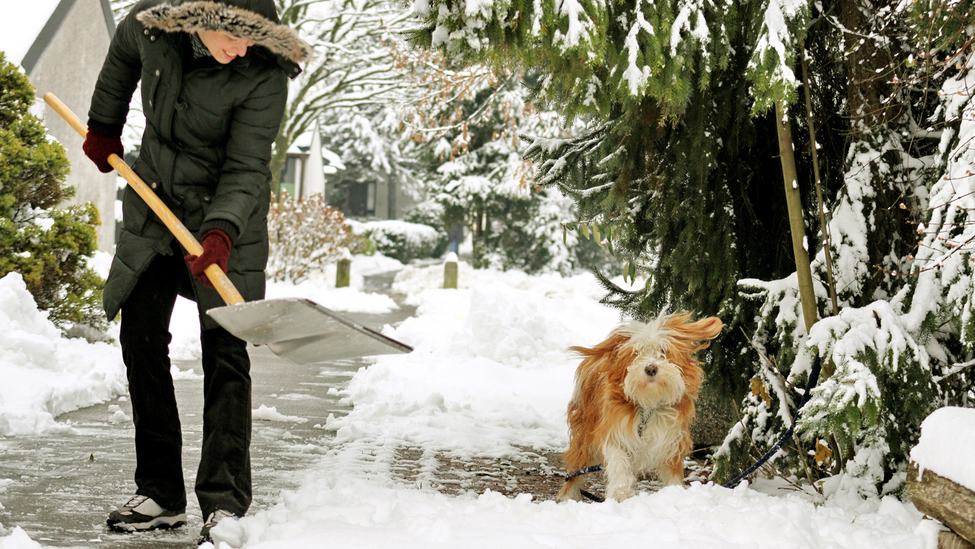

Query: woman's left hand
left=185, top=229, right=232, bottom=288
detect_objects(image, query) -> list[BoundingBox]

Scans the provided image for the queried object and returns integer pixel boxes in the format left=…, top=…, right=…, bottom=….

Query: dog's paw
left=605, top=485, right=635, bottom=502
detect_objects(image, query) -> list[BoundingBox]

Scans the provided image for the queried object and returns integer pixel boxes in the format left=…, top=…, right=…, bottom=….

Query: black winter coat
left=88, top=0, right=307, bottom=329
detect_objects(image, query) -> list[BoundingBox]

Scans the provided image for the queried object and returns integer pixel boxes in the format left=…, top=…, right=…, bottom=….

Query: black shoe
left=107, top=495, right=187, bottom=532
left=198, top=509, right=238, bottom=545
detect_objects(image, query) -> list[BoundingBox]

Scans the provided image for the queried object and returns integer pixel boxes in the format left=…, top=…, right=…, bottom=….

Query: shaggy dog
left=557, top=313, right=723, bottom=502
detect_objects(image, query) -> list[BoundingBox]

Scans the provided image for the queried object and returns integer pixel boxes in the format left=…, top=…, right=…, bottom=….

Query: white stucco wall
left=30, top=0, right=117, bottom=251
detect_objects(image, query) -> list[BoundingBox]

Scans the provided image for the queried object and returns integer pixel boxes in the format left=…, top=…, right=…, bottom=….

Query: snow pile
left=0, top=273, right=126, bottom=436
left=392, top=259, right=629, bottom=301
left=0, top=527, right=42, bottom=549
left=349, top=219, right=442, bottom=259
left=253, top=404, right=308, bottom=424
left=213, top=477, right=938, bottom=549
left=910, top=407, right=975, bottom=491
left=321, top=282, right=621, bottom=456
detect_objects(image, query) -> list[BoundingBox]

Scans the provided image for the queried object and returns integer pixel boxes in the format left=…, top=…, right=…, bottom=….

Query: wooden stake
left=444, top=256, right=458, bottom=289
left=775, top=99, right=819, bottom=335
left=336, top=258, right=351, bottom=288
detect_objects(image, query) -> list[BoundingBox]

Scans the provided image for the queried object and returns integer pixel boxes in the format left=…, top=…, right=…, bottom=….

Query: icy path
left=0, top=269, right=415, bottom=548
left=0, top=343, right=380, bottom=547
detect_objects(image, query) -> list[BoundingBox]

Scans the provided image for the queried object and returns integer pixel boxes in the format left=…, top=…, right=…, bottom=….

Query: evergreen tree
left=714, top=0, right=973, bottom=492
left=0, top=53, right=106, bottom=333
left=399, top=61, right=612, bottom=274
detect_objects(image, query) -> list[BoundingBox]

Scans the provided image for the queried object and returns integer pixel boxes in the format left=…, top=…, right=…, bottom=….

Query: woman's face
left=197, top=30, right=255, bottom=64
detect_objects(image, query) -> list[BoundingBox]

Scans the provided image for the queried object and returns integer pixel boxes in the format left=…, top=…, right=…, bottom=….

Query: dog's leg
left=557, top=476, right=584, bottom=502
left=559, top=419, right=597, bottom=502
left=558, top=443, right=595, bottom=502
left=603, top=445, right=637, bottom=501
left=657, top=452, right=686, bottom=486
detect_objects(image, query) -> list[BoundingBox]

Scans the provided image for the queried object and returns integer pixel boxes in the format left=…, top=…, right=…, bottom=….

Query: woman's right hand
left=83, top=128, right=124, bottom=173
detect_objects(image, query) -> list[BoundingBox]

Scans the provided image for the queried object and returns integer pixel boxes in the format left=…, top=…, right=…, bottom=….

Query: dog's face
left=612, top=313, right=723, bottom=410
left=623, top=347, right=686, bottom=410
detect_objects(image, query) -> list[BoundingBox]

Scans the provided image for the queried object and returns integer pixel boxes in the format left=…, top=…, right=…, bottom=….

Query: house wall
left=30, top=0, right=116, bottom=251
left=392, top=174, right=417, bottom=219
left=302, top=129, right=326, bottom=197
left=327, top=168, right=419, bottom=221
left=375, top=172, right=416, bottom=220
left=374, top=172, right=391, bottom=220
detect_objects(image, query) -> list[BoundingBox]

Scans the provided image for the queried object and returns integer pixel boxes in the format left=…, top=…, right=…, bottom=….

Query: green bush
left=356, top=219, right=446, bottom=263
left=403, top=202, right=450, bottom=258
left=0, top=52, right=105, bottom=333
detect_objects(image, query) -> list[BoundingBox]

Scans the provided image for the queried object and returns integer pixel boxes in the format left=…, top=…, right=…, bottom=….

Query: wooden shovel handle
left=44, top=93, right=244, bottom=306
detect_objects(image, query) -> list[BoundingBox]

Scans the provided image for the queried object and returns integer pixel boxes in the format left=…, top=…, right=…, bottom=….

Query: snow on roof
left=910, top=406, right=975, bottom=491
left=289, top=130, right=314, bottom=153
left=0, top=0, right=63, bottom=65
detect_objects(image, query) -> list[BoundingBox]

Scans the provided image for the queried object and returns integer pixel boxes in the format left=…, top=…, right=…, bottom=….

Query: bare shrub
left=267, top=193, right=369, bottom=282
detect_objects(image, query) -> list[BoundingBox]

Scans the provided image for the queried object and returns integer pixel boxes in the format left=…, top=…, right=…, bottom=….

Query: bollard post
left=443, top=252, right=458, bottom=289
left=336, top=258, right=351, bottom=288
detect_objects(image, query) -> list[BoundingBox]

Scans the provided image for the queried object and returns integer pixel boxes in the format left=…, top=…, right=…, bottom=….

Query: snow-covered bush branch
left=350, top=219, right=446, bottom=263
left=267, top=193, right=367, bottom=282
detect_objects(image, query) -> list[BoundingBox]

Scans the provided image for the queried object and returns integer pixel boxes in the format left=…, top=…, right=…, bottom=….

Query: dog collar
left=638, top=407, right=653, bottom=437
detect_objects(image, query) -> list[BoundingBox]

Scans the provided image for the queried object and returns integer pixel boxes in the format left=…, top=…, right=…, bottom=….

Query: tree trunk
left=775, top=99, right=818, bottom=334
left=908, top=463, right=975, bottom=545
left=940, top=532, right=975, bottom=549
left=270, top=129, right=290, bottom=202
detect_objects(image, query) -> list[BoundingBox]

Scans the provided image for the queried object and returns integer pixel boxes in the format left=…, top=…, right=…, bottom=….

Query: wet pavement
left=0, top=272, right=415, bottom=548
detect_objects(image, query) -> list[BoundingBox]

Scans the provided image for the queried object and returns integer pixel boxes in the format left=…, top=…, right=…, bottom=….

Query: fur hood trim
left=137, top=1, right=311, bottom=64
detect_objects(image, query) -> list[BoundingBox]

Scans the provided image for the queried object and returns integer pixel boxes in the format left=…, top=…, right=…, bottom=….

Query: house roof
left=0, top=0, right=115, bottom=73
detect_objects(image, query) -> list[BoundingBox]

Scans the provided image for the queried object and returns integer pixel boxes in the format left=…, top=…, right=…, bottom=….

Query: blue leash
left=722, top=353, right=822, bottom=488
left=561, top=353, right=823, bottom=495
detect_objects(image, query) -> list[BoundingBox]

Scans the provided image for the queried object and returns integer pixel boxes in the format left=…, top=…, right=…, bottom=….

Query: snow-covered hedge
left=350, top=220, right=446, bottom=263
left=0, top=273, right=126, bottom=436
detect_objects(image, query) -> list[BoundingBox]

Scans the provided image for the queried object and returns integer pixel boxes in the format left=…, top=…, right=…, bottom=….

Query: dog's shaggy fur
left=557, top=312, right=723, bottom=502
left=138, top=1, right=312, bottom=63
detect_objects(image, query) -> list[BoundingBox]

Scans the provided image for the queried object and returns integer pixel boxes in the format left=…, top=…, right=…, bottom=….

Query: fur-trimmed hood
left=137, top=0, right=311, bottom=64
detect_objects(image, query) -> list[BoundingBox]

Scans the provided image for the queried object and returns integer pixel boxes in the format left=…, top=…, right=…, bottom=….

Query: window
left=349, top=181, right=376, bottom=217
left=279, top=156, right=300, bottom=198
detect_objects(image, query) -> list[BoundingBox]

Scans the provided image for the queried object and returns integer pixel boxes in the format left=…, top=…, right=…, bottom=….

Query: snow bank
left=0, top=273, right=126, bottom=436
left=910, top=407, right=975, bottom=491
left=215, top=476, right=938, bottom=549
left=323, top=274, right=623, bottom=458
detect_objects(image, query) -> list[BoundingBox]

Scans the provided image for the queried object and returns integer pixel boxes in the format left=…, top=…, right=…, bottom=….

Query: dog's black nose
left=645, top=364, right=658, bottom=377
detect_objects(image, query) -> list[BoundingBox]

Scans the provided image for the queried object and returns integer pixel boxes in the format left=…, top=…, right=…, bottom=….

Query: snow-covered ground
left=0, top=253, right=950, bottom=548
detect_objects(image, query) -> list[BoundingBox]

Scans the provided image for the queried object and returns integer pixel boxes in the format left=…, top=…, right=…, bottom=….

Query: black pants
left=118, top=243, right=252, bottom=519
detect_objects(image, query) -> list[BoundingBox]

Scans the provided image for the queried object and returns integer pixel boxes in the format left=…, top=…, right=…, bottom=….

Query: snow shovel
left=45, top=93, right=413, bottom=363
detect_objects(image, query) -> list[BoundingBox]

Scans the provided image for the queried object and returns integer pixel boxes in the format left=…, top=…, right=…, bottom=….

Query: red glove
left=185, top=229, right=232, bottom=288
left=82, top=128, right=124, bottom=173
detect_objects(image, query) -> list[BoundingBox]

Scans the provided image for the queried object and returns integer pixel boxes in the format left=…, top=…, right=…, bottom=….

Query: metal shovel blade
left=207, top=298, right=413, bottom=364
